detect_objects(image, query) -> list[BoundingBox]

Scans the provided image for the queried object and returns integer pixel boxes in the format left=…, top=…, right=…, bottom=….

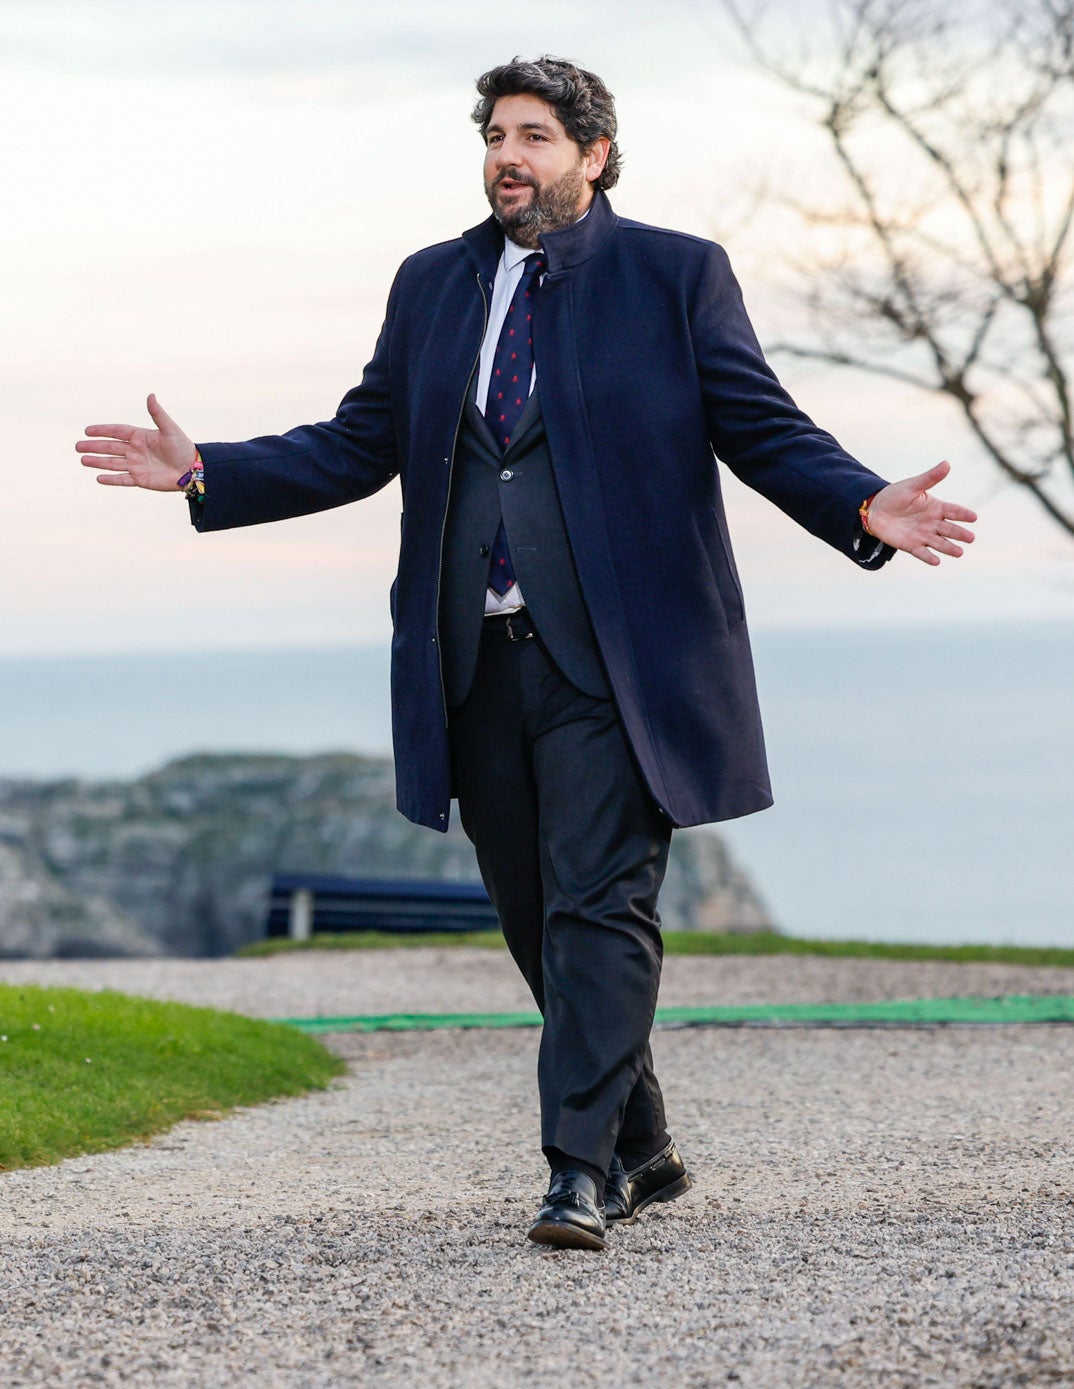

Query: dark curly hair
left=472, top=55, right=622, bottom=191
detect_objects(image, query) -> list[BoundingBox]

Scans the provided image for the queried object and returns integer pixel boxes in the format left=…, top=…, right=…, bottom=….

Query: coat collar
left=540, top=190, right=618, bottom=273
left=461, top=190, right=618, bottom=280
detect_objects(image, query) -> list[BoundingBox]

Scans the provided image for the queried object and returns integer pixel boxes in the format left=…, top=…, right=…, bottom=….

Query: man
left=78, top=56, right=976, bottom=1251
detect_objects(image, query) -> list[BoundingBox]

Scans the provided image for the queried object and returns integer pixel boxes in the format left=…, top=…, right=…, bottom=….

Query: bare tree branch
left=716, top=0, right=1074, bottom=537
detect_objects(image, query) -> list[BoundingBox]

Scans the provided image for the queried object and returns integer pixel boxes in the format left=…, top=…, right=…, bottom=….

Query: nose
left=493, top=134, right=525, bottom=170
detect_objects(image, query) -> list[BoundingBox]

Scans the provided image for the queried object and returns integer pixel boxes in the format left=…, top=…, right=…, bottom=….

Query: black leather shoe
left=527, top=1170, right=607, bottom=1251
left=605, top=1140, right=692, bottom=1224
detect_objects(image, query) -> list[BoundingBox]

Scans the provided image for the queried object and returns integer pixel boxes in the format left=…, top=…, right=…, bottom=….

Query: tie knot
left=525, top=254, right=545, bottom=276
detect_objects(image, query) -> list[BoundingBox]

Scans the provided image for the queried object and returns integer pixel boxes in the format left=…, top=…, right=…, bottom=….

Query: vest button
left=479, top=544, right=490, bottom=557
left=499, top=468, right=513, bottom=482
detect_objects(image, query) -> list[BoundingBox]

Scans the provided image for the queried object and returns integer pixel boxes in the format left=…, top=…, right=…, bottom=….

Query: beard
left=485, top=163, right=588, bottom=248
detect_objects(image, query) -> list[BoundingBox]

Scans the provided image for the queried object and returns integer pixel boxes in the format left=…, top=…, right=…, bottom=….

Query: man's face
left=482, top=94, right=604, bottom=248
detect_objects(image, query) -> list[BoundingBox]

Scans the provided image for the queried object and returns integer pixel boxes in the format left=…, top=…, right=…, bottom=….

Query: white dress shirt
left=478, top=234, right=542, bottom=615
left=475, top=236, right=541, bottom=412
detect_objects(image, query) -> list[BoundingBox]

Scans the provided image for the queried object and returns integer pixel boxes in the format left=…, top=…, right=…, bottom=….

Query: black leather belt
left=483, top=608, right=536, bottom=641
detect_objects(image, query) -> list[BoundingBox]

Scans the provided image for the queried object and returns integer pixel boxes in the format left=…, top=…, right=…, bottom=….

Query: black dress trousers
left=448, top=617, right=672, bottom=1175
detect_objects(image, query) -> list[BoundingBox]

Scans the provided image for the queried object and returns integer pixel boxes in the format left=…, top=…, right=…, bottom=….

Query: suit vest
left=439, top=390, right=610, bottom=708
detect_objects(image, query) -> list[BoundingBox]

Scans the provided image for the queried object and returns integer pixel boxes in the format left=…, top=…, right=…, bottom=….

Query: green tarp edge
left=274, top=994, right=1074, bottom=1034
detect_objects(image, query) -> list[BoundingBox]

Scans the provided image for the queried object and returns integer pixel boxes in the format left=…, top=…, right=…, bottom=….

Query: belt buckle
left=505, top=613, right=533, bottom=642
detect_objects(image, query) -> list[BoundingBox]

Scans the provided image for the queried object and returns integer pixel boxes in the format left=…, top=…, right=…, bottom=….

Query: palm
left=866, top=461, right=977, bottom=565
left=124, top=425, right=188, bottom=488
left=77, top=395, right=195, bottom=492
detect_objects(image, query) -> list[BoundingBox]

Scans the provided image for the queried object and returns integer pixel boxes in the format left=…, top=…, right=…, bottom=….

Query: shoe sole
left=606, top=1171, right=693, bottom=1226
left=527, top=1219, right=607, bottom=1252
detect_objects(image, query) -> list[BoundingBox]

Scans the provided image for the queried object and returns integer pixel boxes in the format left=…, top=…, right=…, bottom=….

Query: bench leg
left=289, top=887, right=314, bottom=942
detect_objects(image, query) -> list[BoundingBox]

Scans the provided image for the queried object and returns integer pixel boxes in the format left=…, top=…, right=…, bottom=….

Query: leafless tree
left=719, top=0, right=1074, bottom=536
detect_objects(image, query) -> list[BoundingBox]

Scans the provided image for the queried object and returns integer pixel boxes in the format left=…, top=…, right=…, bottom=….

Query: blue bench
left=265, top=873, right=500, bottom=939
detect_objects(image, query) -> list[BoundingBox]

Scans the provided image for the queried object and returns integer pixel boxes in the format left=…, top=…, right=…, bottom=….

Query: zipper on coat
left=434, top=269, right=490, bottom=727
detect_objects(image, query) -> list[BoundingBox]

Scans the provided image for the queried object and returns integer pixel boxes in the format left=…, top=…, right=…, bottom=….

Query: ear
left=584, top=137, right=611, bottom=184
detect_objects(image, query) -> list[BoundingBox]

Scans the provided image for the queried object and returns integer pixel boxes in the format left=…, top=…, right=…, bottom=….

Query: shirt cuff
left=852, top=518, right=895, bottom=569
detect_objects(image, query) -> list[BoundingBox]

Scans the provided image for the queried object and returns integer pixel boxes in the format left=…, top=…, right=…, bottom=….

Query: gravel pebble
left=2, top=952, right=1073, bottom=1387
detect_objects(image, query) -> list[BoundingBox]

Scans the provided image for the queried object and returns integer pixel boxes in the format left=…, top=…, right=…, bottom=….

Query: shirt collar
left=501, top=237, right=535, bottom=272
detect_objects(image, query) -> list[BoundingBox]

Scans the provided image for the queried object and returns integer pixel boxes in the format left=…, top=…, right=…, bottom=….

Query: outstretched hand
left=76, top=395, right=196, bottom=492
left=866, top=461, right=977, bottom=565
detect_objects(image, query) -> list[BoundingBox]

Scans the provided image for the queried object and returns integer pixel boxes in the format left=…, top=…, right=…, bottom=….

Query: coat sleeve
left=691, top=243, right=894, bottom=569
left=190, top=264, right=407, bottom=533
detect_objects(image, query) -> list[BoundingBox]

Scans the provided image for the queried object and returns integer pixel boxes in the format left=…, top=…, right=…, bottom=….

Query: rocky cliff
left=0, top=753, right=773, bottom=958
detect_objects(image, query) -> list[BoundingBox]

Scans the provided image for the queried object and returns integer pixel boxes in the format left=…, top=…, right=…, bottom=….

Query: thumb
left=905, top=459, right=951, bottom=493
left=146, top=392, right=181, bottom=436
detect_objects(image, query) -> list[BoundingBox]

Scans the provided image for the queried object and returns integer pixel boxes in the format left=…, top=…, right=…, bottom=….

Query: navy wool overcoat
left=194, top=192, right=891, bottom=831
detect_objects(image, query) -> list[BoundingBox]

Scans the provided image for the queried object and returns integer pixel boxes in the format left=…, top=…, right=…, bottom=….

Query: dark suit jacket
left=192, top=191, right=893, bottom=832
left=438, top=390, right=609, bottom=708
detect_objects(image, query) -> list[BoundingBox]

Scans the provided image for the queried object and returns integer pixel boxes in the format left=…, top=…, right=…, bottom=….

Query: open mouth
left=498, top=177, right=533, bottom=195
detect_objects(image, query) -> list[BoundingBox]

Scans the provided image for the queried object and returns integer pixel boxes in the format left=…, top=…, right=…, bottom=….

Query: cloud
left=2, top=0, right=719, bottom=80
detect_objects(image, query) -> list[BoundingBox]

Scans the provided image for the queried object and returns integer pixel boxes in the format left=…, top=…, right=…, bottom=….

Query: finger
left=938, top=522, right=975, bottom=544
left=84, top=423, right=135, bottom=441
left=96, top=472, right=136, bottom=486
left=941, top=503, right=977, bottom=522
left=76, top=438, right=128, bottom=457
left=147, top=392, right=179, bottom=434
left=80, top=455, right=132, bottom=469
left=929, top=537, right=964, bottom=557
left=910, top=545, right=941, bottom=566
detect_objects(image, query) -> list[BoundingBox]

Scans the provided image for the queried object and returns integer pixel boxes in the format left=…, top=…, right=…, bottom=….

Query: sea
left=2, top=621, right=1070, bottom=948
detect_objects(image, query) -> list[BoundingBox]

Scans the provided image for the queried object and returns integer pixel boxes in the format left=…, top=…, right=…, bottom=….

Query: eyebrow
left=486, top=120, right=560, bottom=137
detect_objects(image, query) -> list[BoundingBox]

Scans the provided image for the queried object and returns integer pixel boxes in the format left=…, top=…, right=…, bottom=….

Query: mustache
left=494, top=168, right=537, bottom=190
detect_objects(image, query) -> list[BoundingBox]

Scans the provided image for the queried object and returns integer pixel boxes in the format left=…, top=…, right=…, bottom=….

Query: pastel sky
left=5, top=0, right=1073, bottom=655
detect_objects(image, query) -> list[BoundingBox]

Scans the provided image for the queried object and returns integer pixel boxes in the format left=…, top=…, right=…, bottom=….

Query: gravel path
left=5, top=948, right=1074, bottom=1017
left=3, top=952, right=1074, bottom=1387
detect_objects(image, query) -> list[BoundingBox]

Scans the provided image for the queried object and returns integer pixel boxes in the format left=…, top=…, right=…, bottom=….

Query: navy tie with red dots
left=484, top=252, right=544, bottom=596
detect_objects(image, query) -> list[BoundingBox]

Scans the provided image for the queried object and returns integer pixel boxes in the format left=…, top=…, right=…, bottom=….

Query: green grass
left=0, top=984, right=345, bottom=1171
left=236, top=929, right=1074, bottom=969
